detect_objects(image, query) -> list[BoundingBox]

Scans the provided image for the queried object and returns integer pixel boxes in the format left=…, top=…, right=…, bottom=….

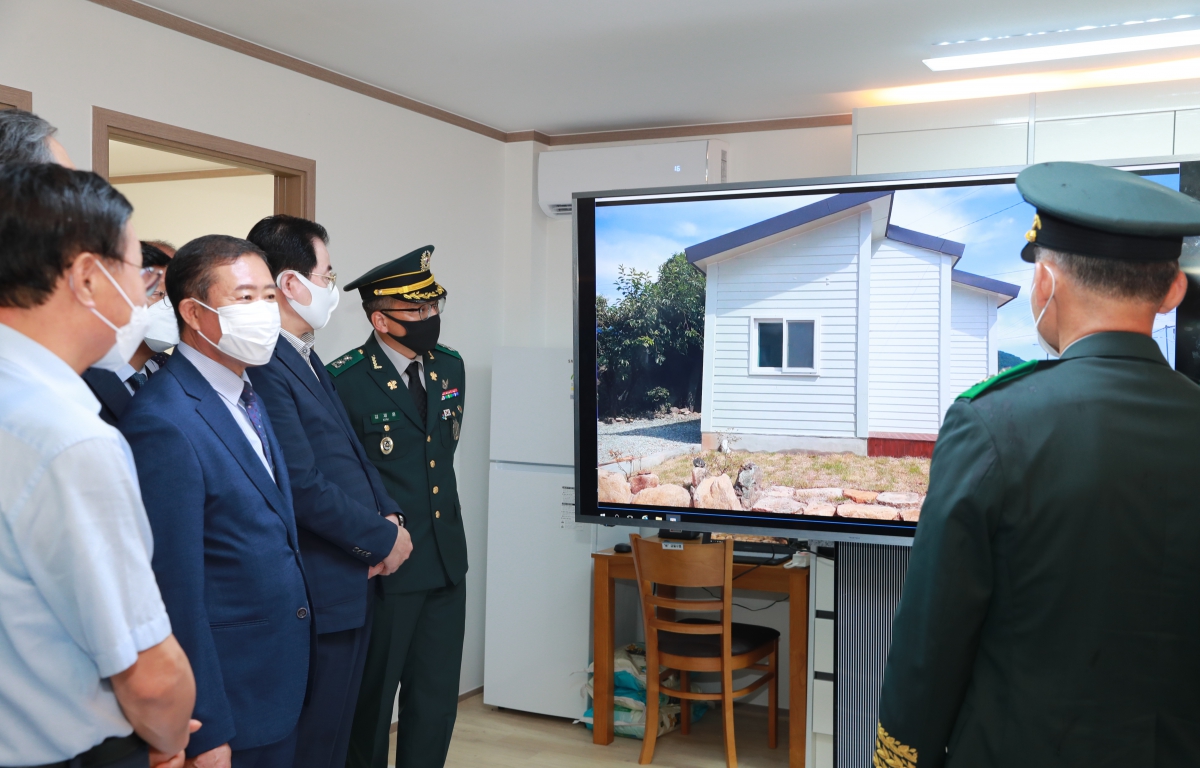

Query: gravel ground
left=597, top=413, right=701, bottom=464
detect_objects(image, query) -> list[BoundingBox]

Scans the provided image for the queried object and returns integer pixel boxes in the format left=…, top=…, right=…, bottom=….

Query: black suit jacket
left=81, top=367, right=131, bottom=426
left=248, top=339, right=401, bottom=635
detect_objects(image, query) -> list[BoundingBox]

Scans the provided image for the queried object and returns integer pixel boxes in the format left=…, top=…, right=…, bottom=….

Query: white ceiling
left=136, top=1, right=1200, bottom=134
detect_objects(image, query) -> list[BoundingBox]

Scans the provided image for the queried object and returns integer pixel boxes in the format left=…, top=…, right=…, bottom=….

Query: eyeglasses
left=303, top=270, right=338, bottom=289
left=382, top=296, right=446, bottom=322
left=121, top=260, right=164, bottom=297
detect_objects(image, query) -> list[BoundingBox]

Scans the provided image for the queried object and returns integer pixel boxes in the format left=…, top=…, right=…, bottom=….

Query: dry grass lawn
left=655, top=450, right=930, bottom=495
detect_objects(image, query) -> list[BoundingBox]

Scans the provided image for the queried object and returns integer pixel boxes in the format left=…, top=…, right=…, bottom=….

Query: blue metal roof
left=684, top=191, right=893, bottom=266
left=951, top=269, right=1021, bottom=306
left=885, top=225, right=965, bottom=259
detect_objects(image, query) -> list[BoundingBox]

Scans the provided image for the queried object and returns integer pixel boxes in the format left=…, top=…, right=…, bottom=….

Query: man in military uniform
left=876, top=162, right=1200, bottom=768
left=330, top=246, right=468, bottom=768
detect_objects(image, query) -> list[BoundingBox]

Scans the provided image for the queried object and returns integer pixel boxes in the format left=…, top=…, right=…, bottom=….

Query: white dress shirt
left=176, top=343, right=273, bottom=476
left=0, top=324, right=171, bottom=764
left=374, top=331, right=423, bottom=385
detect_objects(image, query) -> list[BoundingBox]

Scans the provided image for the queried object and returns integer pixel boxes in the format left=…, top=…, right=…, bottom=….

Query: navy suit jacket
left=119, top=352, right=311, bottom=756
left=81, top=367, right=131, bottom=426
left=248, top=340, right=401, bottom=634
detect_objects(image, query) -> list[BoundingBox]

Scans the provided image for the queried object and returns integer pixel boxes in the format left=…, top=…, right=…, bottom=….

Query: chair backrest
left=630, top=534, right=734, bottom=645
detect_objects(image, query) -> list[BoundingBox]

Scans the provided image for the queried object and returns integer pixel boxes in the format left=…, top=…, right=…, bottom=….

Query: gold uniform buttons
left=432, top=486, right=439, bottom=494
left=435, top=510, right=441, bottom=519
left=429, top=460, right=436, bottom=468
left=427, top=435, right=431, bottom=442
left=384, top=424, right=390, bottom=432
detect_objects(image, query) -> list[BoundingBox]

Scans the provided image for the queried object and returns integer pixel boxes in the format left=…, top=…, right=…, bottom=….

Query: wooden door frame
left=92, top=107, right=315, bottom=218
left=0, top=84, right=33, bottom=111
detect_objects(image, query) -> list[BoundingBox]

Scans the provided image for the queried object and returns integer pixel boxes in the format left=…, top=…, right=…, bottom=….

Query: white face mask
left=89, top=260, right=151, bottom=372
left=144, top=296, right=180, bottom=353
left=1030, top=264, right=1059, bottom=358
left=191, top=299, right=281, bottom=366
left=279, top=270, right=339, bottom=331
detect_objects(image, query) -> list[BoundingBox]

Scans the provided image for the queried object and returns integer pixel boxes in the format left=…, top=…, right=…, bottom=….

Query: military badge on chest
left=371, top=411, right=400, bottom=455
left=440, top=406, right=461, bottom=440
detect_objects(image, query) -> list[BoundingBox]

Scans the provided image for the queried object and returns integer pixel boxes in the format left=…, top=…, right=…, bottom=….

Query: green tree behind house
left=596, top=253, right=705, bottom=417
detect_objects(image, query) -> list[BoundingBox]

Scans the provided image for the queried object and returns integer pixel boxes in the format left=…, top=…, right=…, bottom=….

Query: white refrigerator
left=483, top=347, right=627, bottom=718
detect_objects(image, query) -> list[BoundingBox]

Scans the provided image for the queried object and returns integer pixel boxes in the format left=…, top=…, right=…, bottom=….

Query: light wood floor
left=409, top=694, right=792, bottom=768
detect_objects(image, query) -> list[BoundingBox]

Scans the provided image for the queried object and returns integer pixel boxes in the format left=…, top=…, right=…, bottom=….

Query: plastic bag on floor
left=578, top=643, right=708, bottom=739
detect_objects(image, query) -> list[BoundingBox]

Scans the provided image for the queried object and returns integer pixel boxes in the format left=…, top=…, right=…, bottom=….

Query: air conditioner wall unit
left=537, top=140, right=729, bottom=217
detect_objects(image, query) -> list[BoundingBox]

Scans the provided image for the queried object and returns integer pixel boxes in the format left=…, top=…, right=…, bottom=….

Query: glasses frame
left=381, top=296, right=447, bottom=322
left=302, top=269, right=338, bottom=289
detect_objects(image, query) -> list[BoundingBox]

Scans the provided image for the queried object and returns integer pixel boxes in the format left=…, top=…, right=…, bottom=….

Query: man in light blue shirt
left=0, top=163, right=196, bottom=767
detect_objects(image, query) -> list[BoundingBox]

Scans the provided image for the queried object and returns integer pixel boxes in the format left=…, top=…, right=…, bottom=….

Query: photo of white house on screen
left=595, top=175, right=1179, bottom=523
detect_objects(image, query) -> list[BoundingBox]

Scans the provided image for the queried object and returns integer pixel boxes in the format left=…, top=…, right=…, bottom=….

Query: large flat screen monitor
left=575, top=160, right=1197, bottom=542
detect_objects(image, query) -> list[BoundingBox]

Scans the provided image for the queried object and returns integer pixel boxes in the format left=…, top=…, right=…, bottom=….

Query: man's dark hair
left=1037, top=246, right=1180, bottom=303
left=166, top=235, right=267, bottom=329
left=0, top=163, right=132, bottom=308
left=141, top=241, right=171, bottom=268
left=0, top=110, right=56, bottom=165
left=362, top=294, right=396, bottom=318
left=246, top=214, right=328, bottom=279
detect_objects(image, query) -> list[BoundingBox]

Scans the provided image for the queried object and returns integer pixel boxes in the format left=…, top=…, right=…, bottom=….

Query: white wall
left=867, top=240, right=945, bottom=435
left=115, top=174, right=275, bottom=248
left=949, top=285, right=994, bottom=396
left=0, top=0, right=505, bottom=698
left=703, top=214, right=862, bottom=441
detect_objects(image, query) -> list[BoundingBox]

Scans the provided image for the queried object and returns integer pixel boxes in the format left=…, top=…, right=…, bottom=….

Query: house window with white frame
left=750, top=316, right=819, bottom=374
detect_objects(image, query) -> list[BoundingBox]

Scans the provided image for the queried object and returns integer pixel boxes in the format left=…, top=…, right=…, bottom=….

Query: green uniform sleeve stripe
left=958, top=360, right=1040, bottom=401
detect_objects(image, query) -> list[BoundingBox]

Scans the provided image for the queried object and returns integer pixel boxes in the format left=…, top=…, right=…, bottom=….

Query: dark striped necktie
left=240, top=382, right=275, bottom=477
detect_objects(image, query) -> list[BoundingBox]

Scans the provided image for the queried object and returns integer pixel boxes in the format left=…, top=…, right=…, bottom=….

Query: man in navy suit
left=245, top=216, right=412, bottom=768
left=120, top=235, right=311, bottom=768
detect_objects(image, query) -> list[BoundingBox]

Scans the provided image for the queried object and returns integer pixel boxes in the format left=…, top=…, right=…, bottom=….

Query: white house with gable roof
left=684, top=192, right=1019, bottom=457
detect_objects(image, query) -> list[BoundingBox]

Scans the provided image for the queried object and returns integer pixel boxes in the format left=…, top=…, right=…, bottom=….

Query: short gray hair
left=0, top=109, right=57, bottom=165
left=1035, top=245, right=1180, bottom=303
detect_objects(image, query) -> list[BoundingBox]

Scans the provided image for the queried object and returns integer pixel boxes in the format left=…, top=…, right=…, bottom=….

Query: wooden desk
left=591, top=544, right=809, bottom=767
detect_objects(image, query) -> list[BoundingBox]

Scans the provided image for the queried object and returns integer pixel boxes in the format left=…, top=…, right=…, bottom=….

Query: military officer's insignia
left=441, top=378, right=448, bottom=390
left=457, top=405, right=462, bottom=413
left=451, top=416, right=460, bottom=441
left=441, top=408, right=452, bottom=420
left=441, top=388, right=459, bottom=400
left=371, top=355, right=382, bottom=370
left=380, top=436, right=394, bottom=455
left=420, top=250, right=431, bottom=271
left=428, top=350, right=435, bottom=360
left=325, top=348, right=364, bottom=377
left=429, top=371, right=438, bottom=381
left=387, top=380, right=398, bottom=390
left=873, top=724, right=917, bottom=768
left=435, top=343, right=462, bottom=361
left=1024, top=213, right=1042, bottom=244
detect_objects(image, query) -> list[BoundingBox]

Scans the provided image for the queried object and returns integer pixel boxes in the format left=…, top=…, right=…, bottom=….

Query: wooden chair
left=629, top=534, right=779, bottom=768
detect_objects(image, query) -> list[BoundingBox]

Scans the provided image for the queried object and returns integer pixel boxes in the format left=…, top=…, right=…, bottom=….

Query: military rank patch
left=435, top=343, right=462, bottom=361
left=958, top=359, right=1052, bottom=401
left=441, top=388, right=460, bottom=400
left=325, top=348, right=364, bottom=377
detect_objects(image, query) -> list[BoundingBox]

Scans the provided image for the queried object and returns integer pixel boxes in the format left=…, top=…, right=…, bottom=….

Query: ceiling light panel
left=934, top=14, right=1195, bottom=47
left=926, top=27, right=1200, bottom=71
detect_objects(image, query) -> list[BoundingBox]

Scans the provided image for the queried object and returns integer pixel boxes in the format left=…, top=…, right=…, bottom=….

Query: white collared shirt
left=176, top=343, right=273, bottom=475
left=0, top=323, right=170, bottom=764
left=374, top=331, right=423, bottom=386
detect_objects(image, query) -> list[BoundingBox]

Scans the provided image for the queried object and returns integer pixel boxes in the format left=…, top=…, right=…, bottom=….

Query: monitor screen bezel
left=574, top=155, right=1193, bottom=544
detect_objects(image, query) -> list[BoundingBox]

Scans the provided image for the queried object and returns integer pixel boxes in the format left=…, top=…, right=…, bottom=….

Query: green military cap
left=343, top=244, right=447, bottom=302
left=1017, top=161, right=1200, bottom=263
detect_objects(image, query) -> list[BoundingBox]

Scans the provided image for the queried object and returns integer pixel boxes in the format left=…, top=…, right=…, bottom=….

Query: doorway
left=0, top=84, right=32, bottom=111
left=93, top=108, right=315, bottom=249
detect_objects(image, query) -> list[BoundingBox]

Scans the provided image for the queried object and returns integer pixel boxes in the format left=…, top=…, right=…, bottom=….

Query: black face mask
left=383, top=312, right=441, bottom=355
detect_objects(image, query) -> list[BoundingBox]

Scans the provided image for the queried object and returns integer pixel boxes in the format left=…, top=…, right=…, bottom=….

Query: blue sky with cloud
left=596, top=171, right=1180, bottom=365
